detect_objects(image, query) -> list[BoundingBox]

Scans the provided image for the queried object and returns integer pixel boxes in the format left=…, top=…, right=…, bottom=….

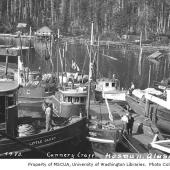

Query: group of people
left=121, top=112, right=134, bottom=135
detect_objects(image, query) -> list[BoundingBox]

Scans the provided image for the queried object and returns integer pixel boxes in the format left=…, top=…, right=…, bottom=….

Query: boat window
left=112, top=83, right=115, bottom=87
left=105, top=83, right=109, bottom=87
left=80, top=97, right=85, bottom=103
left=68, top=97, right=72, bottom=103
left=74, top=97, right=79, bottom=103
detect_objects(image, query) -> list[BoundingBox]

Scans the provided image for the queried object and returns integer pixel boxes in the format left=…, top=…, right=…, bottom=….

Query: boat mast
left=148, top=64, right=151, bottom=87
left=5, top=55, right=8, bottom=77
left=57, top=29, right=60, bottom=85
left=50, top=33, right=54, bottom=73
left=96, top=36, right=100, bottom=79
left=87, top=22, right=94, bottom=119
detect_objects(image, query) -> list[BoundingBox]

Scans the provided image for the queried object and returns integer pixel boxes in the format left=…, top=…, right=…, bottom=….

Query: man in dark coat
left=127, top=113, right=134, bottom=135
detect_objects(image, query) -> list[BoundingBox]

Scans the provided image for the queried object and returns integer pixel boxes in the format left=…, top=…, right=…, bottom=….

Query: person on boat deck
left=129, top=82, right=135, bottom=95
left=45, top=103, right=53, bottom=131
left=130, top=82, right=135, bottom=90
left=121, top=114, right=129, bottom=134
left=127, top=113, right=134, bottom=135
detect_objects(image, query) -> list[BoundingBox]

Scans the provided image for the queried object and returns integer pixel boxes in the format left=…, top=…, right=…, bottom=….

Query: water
left=34, top=42, right=168, bottom=90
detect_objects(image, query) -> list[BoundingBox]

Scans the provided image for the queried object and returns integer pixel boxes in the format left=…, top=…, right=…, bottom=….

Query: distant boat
left=94, top=78, right=126, bottom=102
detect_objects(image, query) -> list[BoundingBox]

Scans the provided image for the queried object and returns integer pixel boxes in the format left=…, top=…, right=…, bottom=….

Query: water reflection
left=62, top=44, right=169, bottom=90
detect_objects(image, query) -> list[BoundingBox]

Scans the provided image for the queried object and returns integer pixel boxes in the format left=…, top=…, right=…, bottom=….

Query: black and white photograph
left=0, top=0, right=170, bottom=168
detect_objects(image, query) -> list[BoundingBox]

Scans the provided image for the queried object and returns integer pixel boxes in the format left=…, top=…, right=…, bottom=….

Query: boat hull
left=95, top=89, right=126, bottom=102
left=0, top=117, right=88, bottom=158
left=155, top=106, right=170, bottom=138
left=87, top=121, right=122, bottom=156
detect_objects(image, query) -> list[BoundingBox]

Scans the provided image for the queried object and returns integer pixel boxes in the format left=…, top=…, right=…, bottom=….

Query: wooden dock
left=1, top=33, right=170, bottom=53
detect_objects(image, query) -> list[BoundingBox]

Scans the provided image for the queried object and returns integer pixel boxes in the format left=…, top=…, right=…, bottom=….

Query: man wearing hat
left=127, top=113, right=134, bottom=135
left=121, top=113, right=129, bottom=134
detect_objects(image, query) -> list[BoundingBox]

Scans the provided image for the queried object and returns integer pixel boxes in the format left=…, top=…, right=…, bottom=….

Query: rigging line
left=81, top=53, right=88, bottom=76
left=122, top=134, right=140, bottom=153
left=102, top=53, right=118, bottom=61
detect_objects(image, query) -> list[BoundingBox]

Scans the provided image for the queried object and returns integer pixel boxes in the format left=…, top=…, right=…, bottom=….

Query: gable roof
left=36, top=26, right=53, bottom=36
left=17, top=23, right=27, bottom=28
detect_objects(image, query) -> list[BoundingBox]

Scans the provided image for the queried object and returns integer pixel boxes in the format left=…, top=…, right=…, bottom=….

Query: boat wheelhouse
left=94, top=78, right=126, bottom=102
left=50, top=87, right=87, bottom=118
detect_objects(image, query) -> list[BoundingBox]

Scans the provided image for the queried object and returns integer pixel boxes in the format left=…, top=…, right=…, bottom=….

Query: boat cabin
left=56, top=88, right=87, bottom=104
left=0, top=79, right=19, bottom=138
left=96, top=78, right=120, bottom=92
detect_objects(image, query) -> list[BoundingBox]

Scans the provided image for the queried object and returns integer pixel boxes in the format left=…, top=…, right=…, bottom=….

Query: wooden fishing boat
left=85, top=23, right=123, bottom=157
left=0, top=76, right=88, bottom=158
left=87, top=119, right=122, bottom=156
left=94, top=78, right=126, bottom=102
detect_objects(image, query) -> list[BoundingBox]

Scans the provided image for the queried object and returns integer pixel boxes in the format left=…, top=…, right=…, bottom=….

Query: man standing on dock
left=121, top=113, right=129, bottom=134
left=127, top=113, right=134, bottom=135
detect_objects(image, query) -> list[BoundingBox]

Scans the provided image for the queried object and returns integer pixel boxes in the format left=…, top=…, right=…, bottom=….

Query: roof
left=0, top=80, right=19, bottom=95
left=17, top=23, right=27, bottom=28
left=59, top=89, right=87, bottom=97
left=35, top=26, right=53, bottom=36
left=147, top=51, right=163, bottom=64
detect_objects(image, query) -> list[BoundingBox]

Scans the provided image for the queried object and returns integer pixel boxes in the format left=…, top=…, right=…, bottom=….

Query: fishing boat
left=94, top=77, right=126, bottom=102
left=85, top=23, right=123, bottom=157
left=0, top=65, right=88, bottom=158
left=0, top=79, right=88, bottom=158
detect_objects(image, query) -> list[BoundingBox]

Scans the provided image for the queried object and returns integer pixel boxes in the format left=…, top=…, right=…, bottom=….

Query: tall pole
left=97, top=36, right=100, bottom=78
left=57, top=29, right=60, bottom=85
left=87, top=22, right=93, bottom=119
left=148, top=64, right=151, bottom=87
left=50, top=34, right=54, bottom=73
left=5, top=56, right=8, bottom=77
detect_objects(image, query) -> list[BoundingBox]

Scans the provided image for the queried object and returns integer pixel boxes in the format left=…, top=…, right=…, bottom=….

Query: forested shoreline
left=0, top=0, right=170, bottom=40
